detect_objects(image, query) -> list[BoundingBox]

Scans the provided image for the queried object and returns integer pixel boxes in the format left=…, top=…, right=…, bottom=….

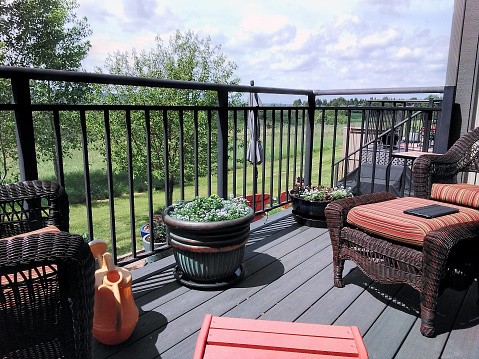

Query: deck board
left=92, top=210, right=479, bottom=359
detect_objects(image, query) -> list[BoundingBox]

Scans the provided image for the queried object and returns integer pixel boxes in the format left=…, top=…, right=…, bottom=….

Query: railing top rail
left=0, top=66, right=312, bottom=96
left=1, top=66, right=444, bottom=98
left=314, top=87, right=444, bottom=96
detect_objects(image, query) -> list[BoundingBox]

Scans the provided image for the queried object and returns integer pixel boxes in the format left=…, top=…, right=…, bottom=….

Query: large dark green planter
left=162, top=205, right=254, bottom=289
left=289, top=190, right=329, bottom=228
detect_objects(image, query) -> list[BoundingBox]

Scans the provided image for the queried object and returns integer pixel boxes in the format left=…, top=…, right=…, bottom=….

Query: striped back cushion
left=347, top=197, right=479, bottom=247
left=431, top=183, right=479, bottom=208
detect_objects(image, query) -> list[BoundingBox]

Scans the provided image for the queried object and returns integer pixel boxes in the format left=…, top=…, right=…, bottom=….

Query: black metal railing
left=0, top=66, right=446, bottom=264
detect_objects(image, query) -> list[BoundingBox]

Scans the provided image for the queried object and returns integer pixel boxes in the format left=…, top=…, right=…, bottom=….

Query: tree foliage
left=91, top=30, right=241, bottom=203
left=0, top=0, right=92, bottom=181
left=0, top=0, right=91, bottom=69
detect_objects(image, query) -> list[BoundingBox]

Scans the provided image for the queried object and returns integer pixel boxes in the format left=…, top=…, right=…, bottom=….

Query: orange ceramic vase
left=90, top=240, right=139, bottom=345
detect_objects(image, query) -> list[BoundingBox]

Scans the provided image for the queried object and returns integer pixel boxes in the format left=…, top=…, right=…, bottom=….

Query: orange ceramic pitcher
left=90, top=240, right=139, bottom=345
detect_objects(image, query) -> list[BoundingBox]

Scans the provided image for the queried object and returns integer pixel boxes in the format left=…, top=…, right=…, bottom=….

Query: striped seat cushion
left=431, top=183, right=479, bottom=208
left=347, top=197, right=479, bottom=247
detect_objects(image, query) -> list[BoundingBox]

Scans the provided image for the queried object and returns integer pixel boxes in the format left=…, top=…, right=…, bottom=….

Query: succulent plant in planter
left=289, top=179, right=353, bottom=228
left=290, top=185, right=353, bottom=202
left=168, top=195, right=251, bottom=222
left=163, top=195, right=254, bottom=289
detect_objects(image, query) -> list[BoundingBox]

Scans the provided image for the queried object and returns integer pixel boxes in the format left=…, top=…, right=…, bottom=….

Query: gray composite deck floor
left=92, top=209, right=479, bottom=359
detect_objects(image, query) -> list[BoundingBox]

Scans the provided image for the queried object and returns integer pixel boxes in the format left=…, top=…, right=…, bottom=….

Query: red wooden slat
left=206, top=328, right=359, bottom=356
left=193, top=314, right=213, bottom=359
left=351, top=326, right=368, bottom=359
left=209, top=316, right=355, bottom=339
left=204, top=344, right=358, bottom=359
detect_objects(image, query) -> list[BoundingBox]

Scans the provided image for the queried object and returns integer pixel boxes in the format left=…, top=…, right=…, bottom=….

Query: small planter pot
left=142, top=234, right=165, bottom=264
left=162, top=205, right=254, bottom=289
left=289, top=190, right=330, bottom=228
left=140, top=224, right=149, bottom=240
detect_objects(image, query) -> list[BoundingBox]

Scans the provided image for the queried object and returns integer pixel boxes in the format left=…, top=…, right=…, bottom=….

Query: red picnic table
left=193, top=314, right=368, bottom=359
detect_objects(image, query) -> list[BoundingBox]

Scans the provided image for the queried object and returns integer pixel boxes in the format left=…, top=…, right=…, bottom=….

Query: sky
left=76, top=0, right=454, bottom=103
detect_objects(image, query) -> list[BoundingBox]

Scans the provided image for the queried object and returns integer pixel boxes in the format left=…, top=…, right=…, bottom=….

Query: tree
left=91, top=30, right=241, bottom=204
left=0, top=0, right=91, bottom=69
left=0, top=0, right=92, bottom=181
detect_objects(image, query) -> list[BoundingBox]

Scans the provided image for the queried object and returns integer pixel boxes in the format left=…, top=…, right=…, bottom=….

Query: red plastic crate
left=193, top=315, right=368, bottom=359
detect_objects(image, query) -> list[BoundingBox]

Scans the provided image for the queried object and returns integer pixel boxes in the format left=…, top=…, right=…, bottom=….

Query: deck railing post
left=217, top=90, right=229, bottom=198
left=304, top=93, right=315, bottom=186
left=435, top=85, right=456, bottom=153
left=11, top=75, right=38, bottom=181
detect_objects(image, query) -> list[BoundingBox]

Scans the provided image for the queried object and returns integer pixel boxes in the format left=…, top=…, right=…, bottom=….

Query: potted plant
left=289, top=179, right=353, bottom=228
left=162, top=195, right=254, bottom=289
left=141, top=212, right=168, bottom=264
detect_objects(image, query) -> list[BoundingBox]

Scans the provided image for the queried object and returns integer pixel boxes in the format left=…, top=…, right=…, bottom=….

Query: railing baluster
left=125, top=109, right=135, bottom=263
left=79, top=109, right=94, bottom=246
left=304, top=94, right=315, bottom=186
left=269, top=108, right=275, bottom=209
left=342, top=110, right=352, bottom=189
left=104, top=109, right=118, bottom=258
left=207, top=110, right=212, bottom=197
left=163, top=109, right=170, bottom=206
left=318, top=108, right=325, bottom=185
left=194, top=110, right=199, bottom=197
left=217, top=90, right=229, bottom=199
left=261, top=109, right=267, bottom=207
left=179, top=109, right=185, bottom=200
left=330, top=109, right=339, bottom=187
left=285, top=109, right=292, bottom=195
left=293, top=109, right=299, bottom=186
left=242, top=109, right=248, bottom=199
left=278, top=109, right=284, bottom=203
left=52, top=110, right=65, bottom=187
left=144, top=109, right=153, bottom=257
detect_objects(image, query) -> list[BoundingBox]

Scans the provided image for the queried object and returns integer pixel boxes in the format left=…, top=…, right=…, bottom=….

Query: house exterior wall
left=446, top=0, right=479, bottom=137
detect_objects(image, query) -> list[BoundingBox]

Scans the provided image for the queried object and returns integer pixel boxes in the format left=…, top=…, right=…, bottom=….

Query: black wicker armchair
left=0, top=232, right=95, bottom=358
left=325, top=127, right=479, bottom=337
left=0, top=181, right=95, bottom=358
left=0, top=180, right=69, bottom=238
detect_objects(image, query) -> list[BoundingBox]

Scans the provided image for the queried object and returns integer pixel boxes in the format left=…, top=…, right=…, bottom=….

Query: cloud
left=119, top=0, right=178, bottom=32
left=77, top=0, right=454, bottom=98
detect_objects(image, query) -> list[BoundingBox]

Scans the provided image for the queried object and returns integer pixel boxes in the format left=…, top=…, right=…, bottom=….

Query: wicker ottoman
left=325, top=192, right=479, bottom=337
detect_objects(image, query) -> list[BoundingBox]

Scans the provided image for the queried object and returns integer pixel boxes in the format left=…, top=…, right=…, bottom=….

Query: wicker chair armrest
left=325, top=192, right=396, bottom=242
left=0, top=232, right=95, bottom=358
left=0, top=231, right=90, bottom=266
left=413, top=154, right=459, bottom=198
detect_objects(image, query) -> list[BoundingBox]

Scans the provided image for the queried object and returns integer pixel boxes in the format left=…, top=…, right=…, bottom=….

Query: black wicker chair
left=0, top=181, right=95, bottom=358
left=0, top=180, right=69, bottom=238
left=325, top=127, right=479, bottom=337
